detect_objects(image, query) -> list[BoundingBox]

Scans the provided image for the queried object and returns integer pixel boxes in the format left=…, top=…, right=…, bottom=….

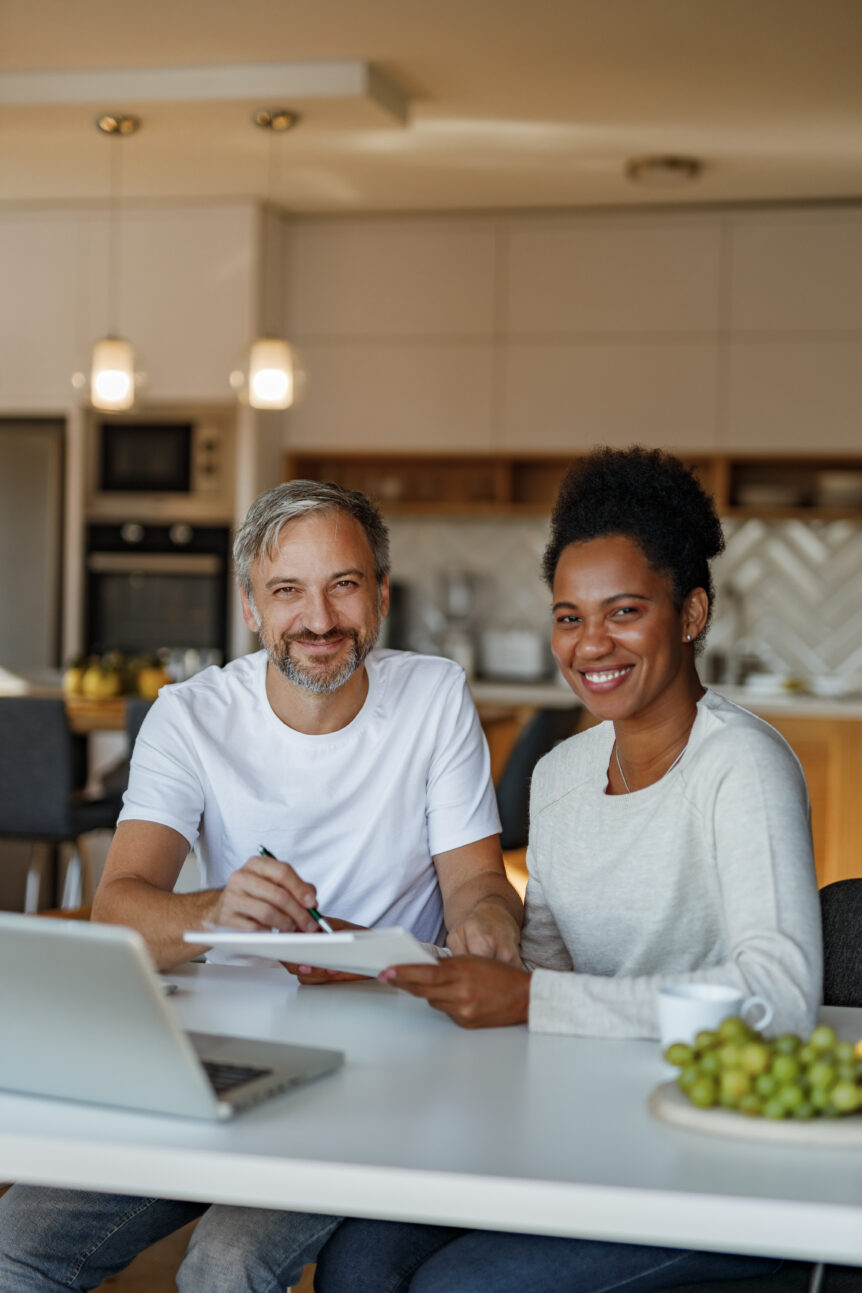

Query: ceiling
left=2, top=0, right=862, bottom=214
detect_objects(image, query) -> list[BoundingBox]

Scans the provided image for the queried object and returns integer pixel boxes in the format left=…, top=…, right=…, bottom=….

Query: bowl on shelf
left=815, top=471, right=862, bottom=508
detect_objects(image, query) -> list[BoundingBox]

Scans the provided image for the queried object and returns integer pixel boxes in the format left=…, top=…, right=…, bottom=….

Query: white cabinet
left=505, top=217, right=723, bottom=335
left=725, top=339, right=862, bottom=451
left=284, top=218, right=497, bottom=337
left=287, top=342, right=496, bottom=451
left=0, top=203, right=258, bottom=408
left=501, top=340, right=719, bottom=451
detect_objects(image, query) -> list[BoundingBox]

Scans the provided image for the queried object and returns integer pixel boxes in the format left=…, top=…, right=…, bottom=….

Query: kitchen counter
left=468, top=676, right=862, bottom=720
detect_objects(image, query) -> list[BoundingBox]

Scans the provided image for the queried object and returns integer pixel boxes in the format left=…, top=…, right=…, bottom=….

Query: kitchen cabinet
left=283, top=450, right=862, bottom=519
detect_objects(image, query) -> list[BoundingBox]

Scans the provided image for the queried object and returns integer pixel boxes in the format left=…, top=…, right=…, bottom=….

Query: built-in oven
left=85, top=408, right=234, bottom=524
left=85, top=522, right=230, bottom=669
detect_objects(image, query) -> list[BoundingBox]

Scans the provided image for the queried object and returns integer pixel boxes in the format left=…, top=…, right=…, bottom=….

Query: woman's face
left=550, top=533, right=705, bottom=724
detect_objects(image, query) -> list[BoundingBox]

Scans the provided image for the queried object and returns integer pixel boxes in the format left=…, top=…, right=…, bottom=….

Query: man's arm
left=92, top=821, right=328, bottom=971
left=433, top=834, right=523, bottom=964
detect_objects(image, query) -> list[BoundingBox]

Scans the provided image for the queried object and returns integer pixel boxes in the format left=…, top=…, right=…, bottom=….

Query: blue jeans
left=313, top=1219, right=785, bottom=1293
left=0, top=1184, right=341, bottom=1292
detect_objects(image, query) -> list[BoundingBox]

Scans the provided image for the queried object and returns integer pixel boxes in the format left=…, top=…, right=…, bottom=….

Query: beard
left=263, top=619, right=380, bottom=694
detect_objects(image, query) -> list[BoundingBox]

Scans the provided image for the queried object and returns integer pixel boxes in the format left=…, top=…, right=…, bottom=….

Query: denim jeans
left=313, top=1219, right=785, bottom=1293
left=0, top=1184, right=341, bottom=1292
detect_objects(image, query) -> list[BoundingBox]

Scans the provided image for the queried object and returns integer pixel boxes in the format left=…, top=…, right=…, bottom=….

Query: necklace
left=614, top=742, right=687, bottom=794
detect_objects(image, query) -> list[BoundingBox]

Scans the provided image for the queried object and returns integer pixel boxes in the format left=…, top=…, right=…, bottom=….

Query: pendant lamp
left=74, top=113, right=140, bottom=410
left=232, top=108, right=298, bottom=411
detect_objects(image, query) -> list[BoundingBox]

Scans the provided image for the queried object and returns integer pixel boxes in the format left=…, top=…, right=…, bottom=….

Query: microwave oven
left=86, top=411, right=234, bottom=522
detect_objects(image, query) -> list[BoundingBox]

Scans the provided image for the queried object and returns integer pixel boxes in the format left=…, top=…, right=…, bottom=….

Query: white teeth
left=583, top=668, right=631, bottom=683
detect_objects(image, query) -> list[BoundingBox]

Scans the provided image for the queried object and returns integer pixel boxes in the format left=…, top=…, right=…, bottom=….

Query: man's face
left=241, top=510, right=389, bottom=694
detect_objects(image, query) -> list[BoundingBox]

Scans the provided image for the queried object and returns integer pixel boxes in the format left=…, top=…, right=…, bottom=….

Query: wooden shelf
left=284, top=451, right=862, bottom=519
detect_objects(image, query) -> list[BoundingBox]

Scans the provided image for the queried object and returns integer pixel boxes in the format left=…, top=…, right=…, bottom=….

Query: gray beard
left=265, top=625, right=378, bottom=694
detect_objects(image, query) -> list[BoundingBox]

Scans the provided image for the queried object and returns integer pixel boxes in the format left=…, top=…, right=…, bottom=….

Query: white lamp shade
left=248, top=337, right=294, bottom=410
left=90, top=337, right=135, bottom=411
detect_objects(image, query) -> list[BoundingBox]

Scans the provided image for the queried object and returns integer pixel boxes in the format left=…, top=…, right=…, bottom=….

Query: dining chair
left=0, top=697, right=121, bottom=911
left=495, top=705, right=581, bottom=851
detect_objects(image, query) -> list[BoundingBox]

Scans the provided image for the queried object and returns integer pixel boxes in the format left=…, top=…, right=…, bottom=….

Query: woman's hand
left=280, top=917, right=369, bottom=984
left=378, top=956, right=531, bottom=1029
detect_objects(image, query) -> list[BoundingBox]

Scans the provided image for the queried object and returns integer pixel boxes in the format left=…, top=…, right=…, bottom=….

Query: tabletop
left=1, top=961, right=861, bottom=1267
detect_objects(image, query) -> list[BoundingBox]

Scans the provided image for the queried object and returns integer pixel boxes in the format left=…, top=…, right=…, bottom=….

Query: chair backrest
left=820, top=879, right=862, bottom=1008
left=125, top=697, right=153, bottom=751
left=496, top=706, right=581, bottom=851
left=0, top=697, right=76, bottom=837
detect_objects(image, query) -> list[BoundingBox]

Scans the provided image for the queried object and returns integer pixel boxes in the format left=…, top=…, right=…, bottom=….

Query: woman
left=313, top=446, right=822, bottom=1293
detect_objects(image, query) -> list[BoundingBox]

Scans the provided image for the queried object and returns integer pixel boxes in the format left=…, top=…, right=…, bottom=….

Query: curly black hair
left=542, top=446, right=725, bottom=633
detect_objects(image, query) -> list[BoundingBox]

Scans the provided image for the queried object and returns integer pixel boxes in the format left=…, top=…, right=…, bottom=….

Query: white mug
left=657, top=982, right=774, bottom=1050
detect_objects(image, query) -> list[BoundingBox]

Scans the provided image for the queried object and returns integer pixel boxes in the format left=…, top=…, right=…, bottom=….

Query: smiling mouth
left=580, top=665, right=634, bottom=686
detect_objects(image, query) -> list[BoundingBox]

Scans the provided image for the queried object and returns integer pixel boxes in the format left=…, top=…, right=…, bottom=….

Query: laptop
left=0, top=913, right=344, bottom=1121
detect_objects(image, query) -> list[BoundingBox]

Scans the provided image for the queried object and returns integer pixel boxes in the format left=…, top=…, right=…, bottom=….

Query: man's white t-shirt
left=120, top=649, right=500, bottom=944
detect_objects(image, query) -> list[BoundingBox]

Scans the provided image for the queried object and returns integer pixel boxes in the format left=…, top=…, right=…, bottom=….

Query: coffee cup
left=657, top=982, right=773, bottom=1051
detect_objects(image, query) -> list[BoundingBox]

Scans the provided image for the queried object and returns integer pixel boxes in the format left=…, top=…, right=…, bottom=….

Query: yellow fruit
left=136, top=666, right=171, bottom=701
left=62, top=666, right=85, bottom=697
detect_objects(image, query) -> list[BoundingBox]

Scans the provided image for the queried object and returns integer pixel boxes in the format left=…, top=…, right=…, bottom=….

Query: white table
left=1, top=962, right=861, bottom=1268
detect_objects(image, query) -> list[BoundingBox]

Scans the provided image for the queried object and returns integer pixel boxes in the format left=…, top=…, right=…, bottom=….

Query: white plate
left=649, top=1081, right=862, bottom=1147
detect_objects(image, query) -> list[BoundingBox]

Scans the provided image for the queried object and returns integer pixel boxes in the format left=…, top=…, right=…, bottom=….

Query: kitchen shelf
left=284, top=452, right=862, bottom=519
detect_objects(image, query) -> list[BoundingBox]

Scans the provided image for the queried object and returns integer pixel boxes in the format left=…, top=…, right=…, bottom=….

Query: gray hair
left=233, top=480, right=391, bottom=596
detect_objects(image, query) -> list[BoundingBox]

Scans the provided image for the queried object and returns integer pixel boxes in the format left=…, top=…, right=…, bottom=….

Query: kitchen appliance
left=86, top=408, right=234, bottom=523
left=85, top=522, right=230, bottom=663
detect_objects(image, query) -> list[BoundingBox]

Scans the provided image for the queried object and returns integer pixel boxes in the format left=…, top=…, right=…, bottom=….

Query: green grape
left=772, top=1033, right=802, bottom=1055
left=754, top=1072, right=777, bottom=1099
left=771, top=1054, right=801, bottom=1085
left=689, top=1076, right=717, bottom=1108
left=791, top=1101, right=815, bottom=1120
left=717, top=1042, right=744, bottom=1070
left=678, top=1065, right=700, bottom=1092
left=717, top=1016, right=753, bottom=1043
left=830, top=1081, right=860, bottom=1114
left=763, top=1097, right=788, bottom=1119
left=699, top=1051, right=721, bottom=1076
left=810, top=1086, right=832, bottom=1111
left=664, top=1042, right=695, bottom=1068
left=836, top=1062, right=857, bottom=1083
left=834, top=1041, right=855, bottom=1064
left=739, top=1041, right=771, bottom=1075
left=809, top=1025, right=837, bottom=1052
left=720, top=1068, right=751, bottom=1103
left=797, top=1044, right=817, bottom=1066
left=808, top=1060, right=837, bottom=1090
left=738, top=1093, right=763, bottom=1118
left=777, top=1083, right=806, bottom=1113
left=695, top=1029, right=718, bottom=1052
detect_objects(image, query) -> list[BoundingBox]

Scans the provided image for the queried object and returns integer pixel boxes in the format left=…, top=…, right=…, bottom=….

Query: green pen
left=258, top=845, right=335, bottom=934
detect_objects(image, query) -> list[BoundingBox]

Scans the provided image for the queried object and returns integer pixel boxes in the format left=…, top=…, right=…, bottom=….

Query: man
left=0, top=481, right=522, bottom=1291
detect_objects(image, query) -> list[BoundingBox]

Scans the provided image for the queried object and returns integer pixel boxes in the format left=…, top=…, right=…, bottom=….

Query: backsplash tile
left=388, top=515, right=862, bottom=689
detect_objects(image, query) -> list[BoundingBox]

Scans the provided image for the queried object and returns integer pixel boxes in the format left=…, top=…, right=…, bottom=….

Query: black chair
left=100, top=696, right=154, bottom=802
left=669, top=882, right=862, bottom=1293
left=820, top=879, right=862, bottom=1008
left=0, top=697, right=121, bottom=911
left=496, top=706, right=581, bottom=851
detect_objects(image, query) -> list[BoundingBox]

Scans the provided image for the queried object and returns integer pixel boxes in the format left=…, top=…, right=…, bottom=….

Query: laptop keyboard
left=202, top=1060, right=273, bottom=1095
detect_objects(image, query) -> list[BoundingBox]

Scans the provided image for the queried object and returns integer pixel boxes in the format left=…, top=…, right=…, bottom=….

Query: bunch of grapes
left=665, top=1018, right=862, bottom=1120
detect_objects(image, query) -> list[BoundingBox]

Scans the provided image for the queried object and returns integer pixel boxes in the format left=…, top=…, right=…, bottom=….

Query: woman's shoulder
left=531, top=720, right=612, bottom=810
left=692, top=688, right=806, bottom=782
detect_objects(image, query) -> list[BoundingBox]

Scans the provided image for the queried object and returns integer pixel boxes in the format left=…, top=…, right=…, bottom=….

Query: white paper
left=183, top=926, right=438, bottom=976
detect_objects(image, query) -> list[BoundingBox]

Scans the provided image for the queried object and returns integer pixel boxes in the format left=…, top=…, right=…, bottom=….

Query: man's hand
left=446, top=897, right=522, bottom=965
left=212, top=853, right=323, bottom=933
left=378, top=957, right=531, bottom=1030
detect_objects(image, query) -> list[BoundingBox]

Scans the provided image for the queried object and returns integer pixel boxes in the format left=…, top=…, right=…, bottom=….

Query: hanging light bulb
left=76, top=113, right=140, bottom=410
left=237, top=108, right=299, bottom=411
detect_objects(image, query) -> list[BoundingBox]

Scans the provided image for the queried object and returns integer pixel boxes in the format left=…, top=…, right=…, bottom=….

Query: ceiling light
left=625, top=155, right=703, bottom=186
left=74, top=113, right=141, bottom=410
left=233, top=108, right=299, bottom=411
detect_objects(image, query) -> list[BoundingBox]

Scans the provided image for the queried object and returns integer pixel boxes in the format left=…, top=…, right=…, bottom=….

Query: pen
left=258, top=845, right=335, bottom=934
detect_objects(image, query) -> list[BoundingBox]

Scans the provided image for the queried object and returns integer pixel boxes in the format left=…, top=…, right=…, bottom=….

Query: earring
left=685, top=633, right=692, bottom=641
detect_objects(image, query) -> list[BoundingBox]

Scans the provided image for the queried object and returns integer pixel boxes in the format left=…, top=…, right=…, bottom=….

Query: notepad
left=184, top=926, right=440, bottom=976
